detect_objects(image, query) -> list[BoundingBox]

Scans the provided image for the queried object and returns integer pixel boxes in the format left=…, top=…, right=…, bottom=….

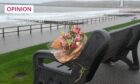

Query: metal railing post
left=57, top=23, right=59, bottom=30
left=114, top=16, right=116, bottom=20
left=50, top=24, right=52, bottom=31
left=111, top=16, right=113, bottom=21
left=17, top=26, right=20, bottom=36
left=108, top=16, right=110, bottom=21
left=95, top=18, right=97, bottom=23
left=64, top=22, right=66, bottom=28
left=40, top=24, right=43, bottom=32
left=105, top=16, right=107, bottom=22
left=106, top=16, right=108, bottom=21
left=30, top=25, right=32, bottom=34
left=91, top=18, right=92, bottom=24
left=87, top=19, right=88, bottom=24
left=102, top=17, right=104, bottom=23
left=99, top=17, right=101, bottom=23
left=2, top=28, right=4, bottom=38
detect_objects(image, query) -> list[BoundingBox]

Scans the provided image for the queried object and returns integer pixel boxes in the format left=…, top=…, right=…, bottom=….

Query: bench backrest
left=72, top=30, right=110, bottom=83
left=102, top=27, right=132, bottom=62
left=127, top=23, right=140, bottom=48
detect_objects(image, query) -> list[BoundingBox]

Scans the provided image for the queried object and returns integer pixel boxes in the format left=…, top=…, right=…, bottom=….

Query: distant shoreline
left=0, top=1, right=140, bottom=8
left=40, top=1, right=140, bottom=8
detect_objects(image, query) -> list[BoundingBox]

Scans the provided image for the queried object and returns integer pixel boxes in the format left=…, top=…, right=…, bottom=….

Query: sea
left=0, top=3, right=112, bottom=25
left=0, top=1, right=140, bottom=26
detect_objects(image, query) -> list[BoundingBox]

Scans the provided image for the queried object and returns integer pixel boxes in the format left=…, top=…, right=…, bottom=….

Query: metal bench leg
left=121, top=57, right=134, bottom=70
left=131, top=45, right=139, bottom=70
left=121, top=45, right=139, bottom=70
left=104, top=45, right=139, bottom=70
left=121, top=57, right=139, bottom=70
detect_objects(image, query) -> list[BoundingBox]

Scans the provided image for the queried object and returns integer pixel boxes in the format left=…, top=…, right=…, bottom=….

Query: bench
left=126, top=23, right=140, bottom=69
left=86, top=23, right=140, bottom=82
left=33, top=30, right=110, bottom=84
left=86, top=26, right=132, bottom=82
left=103, top=23, right=140, bottom=70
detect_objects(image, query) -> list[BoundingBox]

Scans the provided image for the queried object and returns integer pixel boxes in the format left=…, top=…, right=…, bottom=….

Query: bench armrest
left=33, top=50, right=57, bottom=66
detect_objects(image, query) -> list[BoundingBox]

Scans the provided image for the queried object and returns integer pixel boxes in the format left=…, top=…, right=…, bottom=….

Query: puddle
left=14, top=72, right=26, bottom=80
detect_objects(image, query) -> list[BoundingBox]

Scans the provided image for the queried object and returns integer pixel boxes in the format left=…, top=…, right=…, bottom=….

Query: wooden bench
left=33, top=30, right=110, bottom=84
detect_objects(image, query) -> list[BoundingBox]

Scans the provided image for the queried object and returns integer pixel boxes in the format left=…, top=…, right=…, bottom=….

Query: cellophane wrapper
left=51, top=35, right=87, bottom=63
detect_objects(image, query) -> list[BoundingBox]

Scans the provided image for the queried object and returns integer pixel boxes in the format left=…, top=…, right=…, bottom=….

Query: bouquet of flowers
left=50, top=25, right=87, bottom=63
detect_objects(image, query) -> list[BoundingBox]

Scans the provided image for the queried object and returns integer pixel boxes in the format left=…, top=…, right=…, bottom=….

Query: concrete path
left=0, top=15, right=140, bottom=54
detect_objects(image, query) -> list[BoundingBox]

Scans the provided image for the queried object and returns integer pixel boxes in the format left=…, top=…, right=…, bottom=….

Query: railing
left=0, top=16, right=117, bottom=38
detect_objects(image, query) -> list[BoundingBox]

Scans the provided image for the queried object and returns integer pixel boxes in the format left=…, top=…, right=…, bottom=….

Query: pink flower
left=71, top=25, right=81, bottom=34
left=75, top=35, right=81, bottom=42
left=64, top=32, right=71, bottom=39
left=70, top=42, right=77, bottom=49
left=59, top=36, right=67, bottom=47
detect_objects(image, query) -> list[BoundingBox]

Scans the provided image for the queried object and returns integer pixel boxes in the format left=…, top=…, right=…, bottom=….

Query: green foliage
left=0, top=43, right=49, bottom=84
left=105, top=19, right=140, bottom=31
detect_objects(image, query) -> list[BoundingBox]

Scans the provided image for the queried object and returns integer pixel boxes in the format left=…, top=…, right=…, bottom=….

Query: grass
left=0, top=43, right=49, bottom=84
left=0, top=19, right=140, bottom=84
left=105, top=19, right=140, bottom=31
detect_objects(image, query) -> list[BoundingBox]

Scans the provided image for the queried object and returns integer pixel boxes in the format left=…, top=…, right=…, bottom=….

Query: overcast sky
left=0, top=0, right=140, bottom=4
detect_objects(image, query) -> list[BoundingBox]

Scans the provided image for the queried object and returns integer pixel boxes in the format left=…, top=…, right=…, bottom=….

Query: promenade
left=0, top=15, right=139, bottom=54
